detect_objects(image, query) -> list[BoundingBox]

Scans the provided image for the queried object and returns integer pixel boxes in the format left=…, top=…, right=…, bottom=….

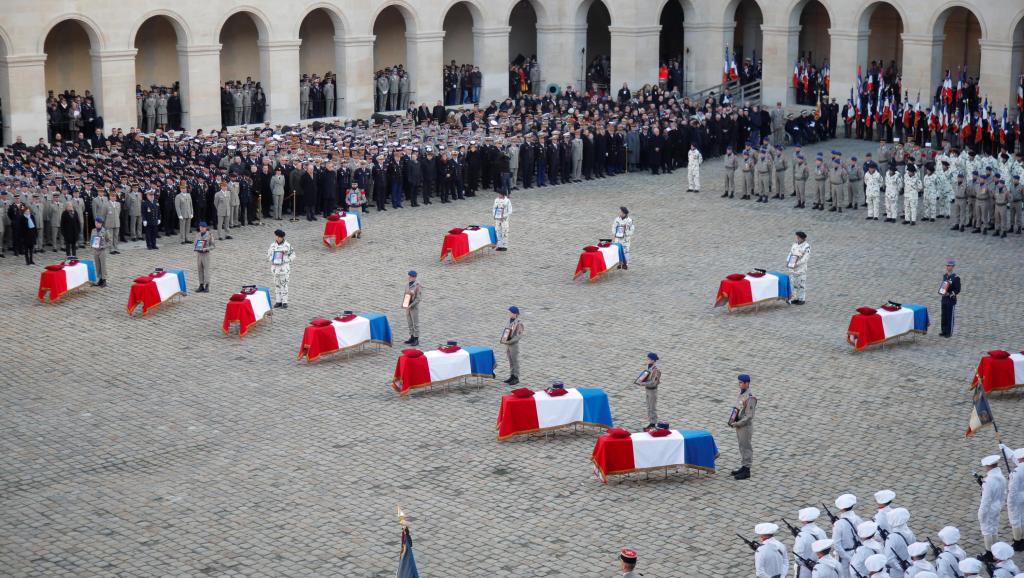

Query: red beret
left=228, top=293, right=246, bottom=302
left=133, top=276, right=153, bottom=284
left=726, top=273, right=746, bottom=281
left=988, top=350, right=1010, bottom=359
left=583, top=245, right=599, bottom=252
left=402, top=348, right=424, bottom=358
left=607, top=428, right=630, bottom=439
left=327, top=213, right=341, bottom=221
left=856, top=306, right=877, bottom=316
left=44, top=264, right=65, bottom=271
left=310, top=318, right=332, bottom=327
left=511, top=387, right=533, bottom=398
left=448, top=227, right=464, bottom=235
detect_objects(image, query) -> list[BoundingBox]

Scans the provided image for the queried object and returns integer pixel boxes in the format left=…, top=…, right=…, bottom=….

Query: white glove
left=143, top=221, right=147, bottom=226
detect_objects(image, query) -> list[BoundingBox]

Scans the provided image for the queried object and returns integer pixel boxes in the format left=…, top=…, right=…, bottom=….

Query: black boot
left=730, top=466, right=744, bottom=475
left=1012, top=539, right=1024, bottom=552
left=507, top=376, right=519, bottom=386
left=403, top=336, right=415, bottom=344
left=732, top=466, right=750, bottom=480
left=408, top=337, right=419, bottom=346
left=502, top=376, right=513, bottom=384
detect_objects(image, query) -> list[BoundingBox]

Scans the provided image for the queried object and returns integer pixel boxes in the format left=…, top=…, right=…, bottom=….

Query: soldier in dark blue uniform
left=141, top=190, right=160, bottom=250
left=939, top=259, right=961, bottom=337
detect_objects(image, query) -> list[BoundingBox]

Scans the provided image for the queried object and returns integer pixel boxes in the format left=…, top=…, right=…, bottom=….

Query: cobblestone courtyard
left=2, top=138, right=1023, bottom=577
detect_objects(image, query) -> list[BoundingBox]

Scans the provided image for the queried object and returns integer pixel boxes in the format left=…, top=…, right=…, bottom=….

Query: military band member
left=831, top=494, right=864, bottom=577
left=723, top=146, right=738, bottom=198
left=795, top=508, right=829, bottom=578
left=753, top=523, right=789, bottom=578
left=728, top=373, right=756, bottom=480
left=402, top=270, right=421, bottom=346
left=493, top=190, right=511, bottom=251
left=793, top=154, right=809, bottom=209
left=787, top=231, right=810, bottom=305
left=934, top=526, right=966, bottom=577
left=613, top=207, right=635, bottom=269
left=268, top=229, right=294, bottom=308
left=978, top=454, right=1006, bottom=559
left=90, top=217, right=110, bottom=287
left=938, top=260, right=960, bottom=337
left=501, top=306, right=524, bottom=386
left=193, top=221, right=214, bottom=293
left=686, top=143, right=702, bottom=192
left=636, top=352, right=661, bottom=429
left=812, top=539, right=842, bottom=578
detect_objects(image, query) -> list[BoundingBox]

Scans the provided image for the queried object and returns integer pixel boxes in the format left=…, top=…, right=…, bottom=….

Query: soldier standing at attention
left=728, top=374, right=757, bottom=480
left=753, top=523, right=788, bottom=578
left=402, top=271, right=421, bottom=346
left=141, top=190, right=160, bottom=250
left=828, top=158, right=848, bottom=213
left=105, top=192, right=122, bottom=254
left=755, top=148, right=772, bottom=203
left=864, top=162, right=883, bottom=220
left=903, top=165, right=922, bottom=225
left=938, top=259, right=961, bottom=338
left=127, top=187, right=142, bottom=241
left=175, top=183, right=193, bottom=244
left=214, top=182, right=231, bottom=240
left=636, top=352, right=661, bottom=430
left=741, top=149, right=755, bottom=200
left=722, top=146, right=738, bottom=198
left=493, top=190, right=511, bottom=252
left=90, top=217, right=110, bottom=287
left=794, top=508, right=828, bottom=578
left=884, top=165, right=903, bottom=222
left=501, top=306, right=524, bottom=386
left=846, top=156, right=863, bottom=210
left=613, top=207, right=634, bottom=270
left=686, top=143, right=702, bottom=192
left=268, top=229, right=294, bottom=309
left=813, top=156, right=828, bottom=210
left=773, top=145, right=788, bottom=200
left=193, top=222, right=213, bottom=293
left=787, top=231, right=810, bottom=305
left=793, top=153, right=809, bottom=208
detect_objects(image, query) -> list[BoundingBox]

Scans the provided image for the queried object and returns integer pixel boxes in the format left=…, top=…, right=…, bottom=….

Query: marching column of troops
left=748, top=447, right=1024, bottom=578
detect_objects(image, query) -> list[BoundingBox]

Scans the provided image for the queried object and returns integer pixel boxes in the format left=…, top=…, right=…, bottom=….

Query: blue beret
left=508, top=306, right=519, bottom=314
left=94, top=216, right=105, bottom=223
left=656, top=421, right=670, bottom=429
left=1014, top=175, right=1021, bottom=180
left=851, top=156, right=857, bottom=161
left=972, top=171, right=979, bottom=176
left=831, top=150, right=841, bottom=155
left=550, top=381, right=565, bottom=389
left=816, top=152, right=824, bottom=157
left=738, top=373, right=751, bottom=382
left=796, top=154, right=804, bottom=159
left=446, top=340, right=458, bottom=346
left=647, top=352, right=659, bottom=361
left=408, top=270, right=417, bottom=277
left=946, top=259, right=956, bottom=266
left=274, top=229, right=285, bottom=237
left=198, top=221, right=208, bottom=228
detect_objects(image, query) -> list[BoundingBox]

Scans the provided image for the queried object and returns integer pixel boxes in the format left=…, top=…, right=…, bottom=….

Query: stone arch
left=930, top=3, right=984, bottom=83
left=855, top=1, right=905, bottom=74
left=369, top=1, right=421, bottom=35
left=129, top=9, right=192, bottom=48
left=0, top=23, right=12, bottom=56
left=214, top=6, right=272, bottom=43
left=297, top=6, right=347, bottom=118
left=441, top=1, right=482, bottom=72
left=929, top=2, right=987, bottom=40
left=293, top=3, right=351, bottom=38
left=785, top=0, right=834, bottom=30
left=727, top=0, right=765, bottom=66
left=132, top=15, right=187, bottom=91
left=573, top=0, right=617, bottom=29
left=38, top=14, right=105, bottom=54
left=855, top=0, right=908, bottom=32
left=438, top=0, right=487, bottom=30
left=504, top=0, right=549, bottom=27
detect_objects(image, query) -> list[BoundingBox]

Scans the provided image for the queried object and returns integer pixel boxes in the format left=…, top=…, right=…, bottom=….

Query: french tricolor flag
left=592, top=429, right=719, bottom=482
left=496, top=387, right=613, bottom=440
left=299, top=312, right=393, bottom=361
left=846, top=304, right=929, bottom=350
left=715, top=272, right=791, bottom=310
left=38, top=259, right=97, bottom=303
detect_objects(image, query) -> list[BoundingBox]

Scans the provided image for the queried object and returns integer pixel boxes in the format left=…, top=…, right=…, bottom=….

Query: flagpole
left=975, top=376, right=1013, bottom=474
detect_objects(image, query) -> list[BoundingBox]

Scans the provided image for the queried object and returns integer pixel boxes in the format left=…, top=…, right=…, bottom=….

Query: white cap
left=811, top=539, right=834, bottom=553
left=798, top=507, right=820, bottom=522
left=887, top=507, right=910, bottom=527
left=981, top=455, right=1000, bottom=466
left=754, top=523, right=778, bottom=535
left=914, top=573, right=937, bottom=578
left=835, top=494, right=857, bottom=509
left=874, top=489, right=895, bottom=504
left=992, top=541, right=1014, bottom=561
left=865, top=553, right=888, bottom=572
left=856, top=521, right=878, bottom=539
left=1014, top=448, right=1024, bottom=460
left=907, top=542, right=928, bottom=557
left=938, top=526, right=960, bottom=545
left=958, top=558, right=983, bottom=573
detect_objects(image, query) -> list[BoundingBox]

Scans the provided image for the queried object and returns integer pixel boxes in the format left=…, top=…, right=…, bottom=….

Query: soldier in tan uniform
left=741, top=150, right=755, bottom=200
left=755, top=148, right=772, bottom=203
left=792, top=154, right=809, bottom=209
left=772, top=145, right=788, bottom=200
left=973, top=174, right=990, bottom=234
left=722, top=146, right=738, bottom=198
left=728, top=373, right=757, bottom=480
left=501, top=306, right=524, bottom=386
left=402, top=271, right=422, bottom=346
left=636, top=352, right=661, bottom=429
left=993, top=180, right=1010, bottom=238
left=828, top=159, right=848, bottom=212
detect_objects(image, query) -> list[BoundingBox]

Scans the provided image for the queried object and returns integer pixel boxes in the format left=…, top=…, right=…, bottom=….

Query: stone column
left=828, top=28, right=869, bottom=106
left=683, top=23, right=734, bottom=95
left=761, top=25, right=800, bottom=105
left=406, top=31, right=445, bottom=107
left=339, top=35, right=375, bottom=119
left=0, top=54, right=47, bottom=143
left=473, top=26, right=511, bottom=103
left=90, top=49, right=138, bottom=132
left=177, top=44, right=222, bottom=132
left=536, top=24, right=586, bottom=90
left=609, top=26, right=661, bottom=94
left=979, top=40, right=1016, bottom=110
left=258, top=40, right=302, bottom=126
left=900, top=33, right=943, bottom=105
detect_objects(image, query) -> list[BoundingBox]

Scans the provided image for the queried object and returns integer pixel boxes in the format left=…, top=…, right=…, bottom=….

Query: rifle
left=983, top=558, right=997, bottom=577
left=736, top=533, right=760, bottom=552
left=926, top=537, right=941, bottom=558
left=850, top=565, right=867, bottom=578
left=792, top=552, right=816, bottom=571
left=972, top=471, right=985, bottom=486
left=890, top=546, right=911, bottom=571
left=878, top=526, right=890, bottom=541
left=822, top=503, right=839, bottom=524
left=781, top=518, right=800, bottom=538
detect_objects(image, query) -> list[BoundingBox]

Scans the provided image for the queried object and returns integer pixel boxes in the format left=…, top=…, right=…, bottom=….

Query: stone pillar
left=339, top=35, right=375, bottom=119
left=406, top=31, right=445, bottom=107
left=683, top=23, right=734, bottom=95
left=536, top=24, right=586, bottom=90
left=258, top=40, right=302, bottom=126
left=178, top=44, right=222, bottom=132
left=761, top=25, right=800, bottom=105
left=90, top=49, right=138, bottom=133
left=609, top=26, right=661, bottom=94
left=0, top=54, right=47, bottom=143
left=900, top=34, right=943, bottom=105
left=828, top=29, right=869, bottom=106
left=979, top=40, right=1016, bottom=110
left=473, top=26, right=511, bottom=103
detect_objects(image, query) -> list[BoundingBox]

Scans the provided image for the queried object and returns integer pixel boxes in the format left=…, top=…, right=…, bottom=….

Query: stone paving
left=1, top=137, right=1023, bottom=577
